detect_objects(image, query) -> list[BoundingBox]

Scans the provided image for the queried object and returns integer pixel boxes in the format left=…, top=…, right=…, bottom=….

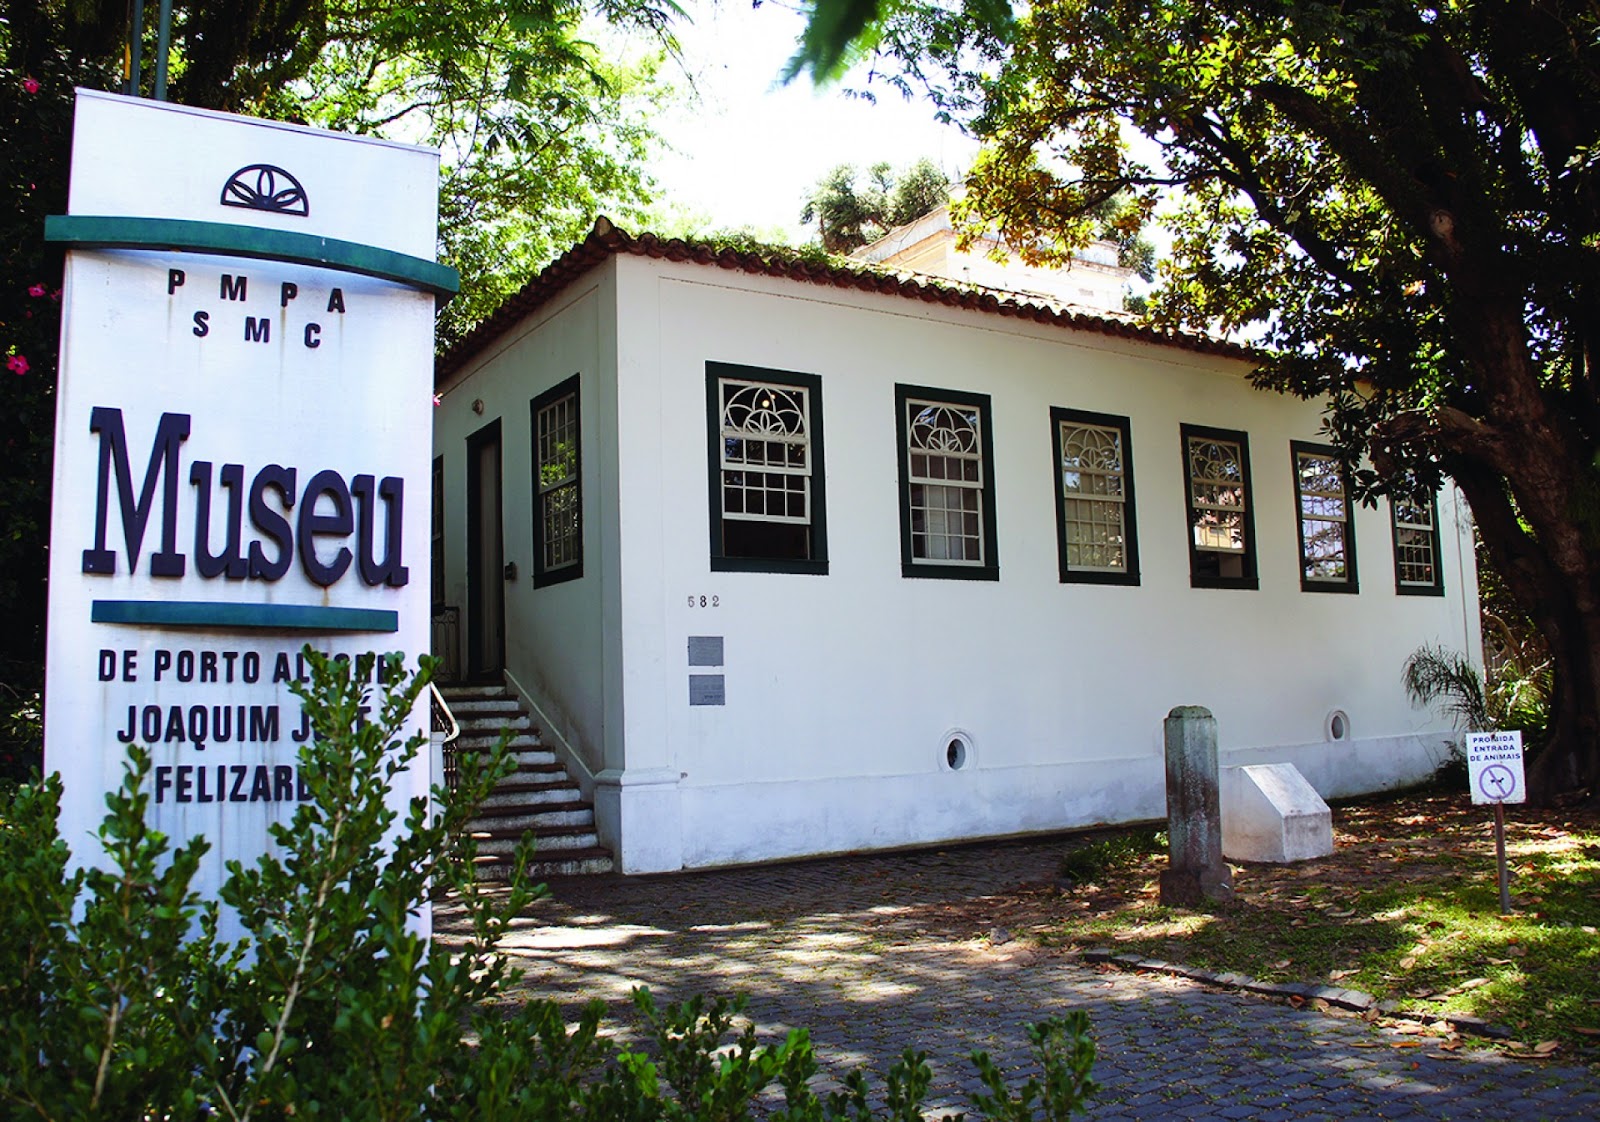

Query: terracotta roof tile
left=435, top=218, right=1252, bottom=383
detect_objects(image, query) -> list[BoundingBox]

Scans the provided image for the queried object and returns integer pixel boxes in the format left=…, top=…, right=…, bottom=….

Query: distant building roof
left=850, top=203, right=1133, bottom=315
left=436, top=218, right=1250, bottom=383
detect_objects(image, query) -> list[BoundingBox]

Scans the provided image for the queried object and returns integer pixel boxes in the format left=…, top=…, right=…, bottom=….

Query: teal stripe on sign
left=92, top=600, right=399, bottom=633
left=44, top=214, right=459, bottom=299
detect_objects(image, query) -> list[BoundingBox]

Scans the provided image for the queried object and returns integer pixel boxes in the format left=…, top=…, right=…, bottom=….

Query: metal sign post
left=1465, top=730, right=1525, bottom=917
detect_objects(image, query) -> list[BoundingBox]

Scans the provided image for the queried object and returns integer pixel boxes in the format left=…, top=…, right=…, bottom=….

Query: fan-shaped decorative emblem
left=220, top=164, right=309, bottom=216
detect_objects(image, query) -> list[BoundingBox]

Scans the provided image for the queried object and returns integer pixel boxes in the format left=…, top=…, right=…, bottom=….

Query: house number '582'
left=687, top=595, right=720, bottom=608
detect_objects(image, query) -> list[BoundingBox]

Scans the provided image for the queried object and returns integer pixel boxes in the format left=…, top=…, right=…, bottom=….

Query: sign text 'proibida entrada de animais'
left=43, top=90, right=457, bottom=920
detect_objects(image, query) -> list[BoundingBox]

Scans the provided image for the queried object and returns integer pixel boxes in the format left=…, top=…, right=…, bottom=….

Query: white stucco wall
left=435, top=253, right=1479, bottom=874
left=433, top=272, right=621, bottom=797
left=602, top=258, right=1475, bottom=872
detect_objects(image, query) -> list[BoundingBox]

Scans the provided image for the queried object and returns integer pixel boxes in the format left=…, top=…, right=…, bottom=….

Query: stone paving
left=435, top=835, right=1600, bottom=1120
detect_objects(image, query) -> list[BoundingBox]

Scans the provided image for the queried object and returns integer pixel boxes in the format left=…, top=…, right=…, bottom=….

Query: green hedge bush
left=0, top=651, right=1095, bottom=1120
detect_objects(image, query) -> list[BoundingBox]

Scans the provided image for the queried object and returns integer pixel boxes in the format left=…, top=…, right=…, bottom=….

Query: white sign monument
left=43, top=91, right=455, bottom=926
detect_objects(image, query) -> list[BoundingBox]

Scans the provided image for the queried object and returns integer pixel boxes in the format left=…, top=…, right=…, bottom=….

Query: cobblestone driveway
left=437, top=836, right=1599, bottom=1120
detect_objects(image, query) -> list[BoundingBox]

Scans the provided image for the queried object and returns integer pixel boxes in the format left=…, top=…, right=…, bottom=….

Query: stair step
left=439, top=684, right=507, bottom=700
left=471, top=847, right=614, bottom=879
left=453, top=714, right=532, bottom=732
left=450, top=698, right=527, bottom=715
left=467, top=805, right=593, bottom=832
left=452, top=732, right=543, bottom=751
left=468, top=825, right=601, bottom=854
left=433, top=685, right=613, bottom=876
left=452, top=746, right=556, bottom=766
left=481, top=782, right=584, bottom=809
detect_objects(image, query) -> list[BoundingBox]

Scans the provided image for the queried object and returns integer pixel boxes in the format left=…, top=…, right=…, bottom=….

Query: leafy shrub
left=0, top=650, right=1096, bottom=1119
left=1059, top=829, right=1166, bottom=886
left=1403, top=642, right=1551, bottom=784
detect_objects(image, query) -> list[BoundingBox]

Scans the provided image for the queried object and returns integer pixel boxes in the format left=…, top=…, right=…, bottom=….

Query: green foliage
left=1042, top=792, right=1600, bottom=1049
left=1058, top=829, right=1166, bottom=885
left=0, top=1, right=673, bottom=754
left=1403, top=645, right=1496, bottom=737
left=0, top=650, right=1098, bottom=1118
left=797, top=0, right=1600, bottom=797
left=800, top=157, right=952, bottom=252
left=1403, top=642, right=1551, bottom=780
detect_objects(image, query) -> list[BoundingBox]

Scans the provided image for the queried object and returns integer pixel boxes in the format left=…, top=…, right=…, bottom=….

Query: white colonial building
left=430, top=219, right=1479, bottom=874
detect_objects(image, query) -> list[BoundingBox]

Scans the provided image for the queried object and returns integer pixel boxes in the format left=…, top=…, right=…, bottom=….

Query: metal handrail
left=429, top=682, right=460, bottom=744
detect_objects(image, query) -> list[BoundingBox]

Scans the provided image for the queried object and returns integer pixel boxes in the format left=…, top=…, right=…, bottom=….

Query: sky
left=643, top=1, right=978, bottom=243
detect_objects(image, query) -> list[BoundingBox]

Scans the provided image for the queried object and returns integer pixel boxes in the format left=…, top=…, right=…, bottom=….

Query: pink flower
left=28, top=283, right=46, bottom=297
left=22, top=78, right=39, bottom=94
left=6, top=354, right=28, bottom=376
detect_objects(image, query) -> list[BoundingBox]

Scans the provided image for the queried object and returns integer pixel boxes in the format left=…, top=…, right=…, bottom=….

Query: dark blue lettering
left=244, top=317, right=270, bottom=343
left=229, top=765, right=248, bottom=802
left=192, top=311, right=209, bottom=337
left=353, top=474, right=409, bottom=587
left=326, top=288, right=345, bottom=313
left=99, top=649, right=115, bottom=681
left=249, top=766, right=272, bottom=801
left=191, top=461, right=248, bottom=579
left=298, top=470, right=353, bottom=587
left=303, top=322, right=321, bottom=348
left=154, top=766, right=173, bottom=803
left=249, top=706, right=279, bottom=742
left=81, top=408, right=190, bottom=576
left=280, top=282, right=298, bottom=307
left=167, top=268, right=185, bottom=294
left=220, top=274, right=247, bottom=301
left=274, top=765, right=294, bottom=801
left=211, top=704, right=232, bottom=743
left=247, top=466, right=296, bottom=580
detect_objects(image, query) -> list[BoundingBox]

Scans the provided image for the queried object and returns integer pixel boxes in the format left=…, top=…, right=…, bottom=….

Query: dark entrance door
left=465, top=419, right=504, bottom=678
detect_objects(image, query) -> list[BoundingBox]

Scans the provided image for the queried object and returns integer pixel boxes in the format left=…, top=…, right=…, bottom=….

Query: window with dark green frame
left=1391, top=492, right=1445, bottom=596
left=1291, top=441, right=1358, bottom=593
left=531, top=374, right=582, bottom=587
left=706, top=362, right=828, bottom=575
left=1052, top=408, right=1139, bottom=585
left=1181, top=423, right=1258, bottom=589
left=896, top=385, right=999, bottom=581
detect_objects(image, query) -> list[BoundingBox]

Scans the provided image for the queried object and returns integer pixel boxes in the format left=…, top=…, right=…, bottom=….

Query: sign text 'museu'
left=81, top=407, right=408, bottom=588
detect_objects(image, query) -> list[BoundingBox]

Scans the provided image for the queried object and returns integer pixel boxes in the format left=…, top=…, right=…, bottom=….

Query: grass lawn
left=1039, top=787, right=1600, bottom=1060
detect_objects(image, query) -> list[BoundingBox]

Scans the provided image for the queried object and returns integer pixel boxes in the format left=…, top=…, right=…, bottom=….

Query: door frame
left=465, top=417, right=504, bottom=678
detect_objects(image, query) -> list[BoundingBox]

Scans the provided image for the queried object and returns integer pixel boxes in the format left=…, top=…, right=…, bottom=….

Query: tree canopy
left=799, top=157, right=952, bottom=252
left=793, top=0, right=1600, bottom=801
left=0, top=0, right=676, bottom=766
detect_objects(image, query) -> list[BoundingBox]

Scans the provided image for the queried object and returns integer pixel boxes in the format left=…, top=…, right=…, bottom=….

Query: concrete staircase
left=437, top=683, right=614, bottom=879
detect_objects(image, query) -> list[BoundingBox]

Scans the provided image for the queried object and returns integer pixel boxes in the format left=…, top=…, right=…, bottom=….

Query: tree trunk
left=1446, top=453, right=1600, bottom=805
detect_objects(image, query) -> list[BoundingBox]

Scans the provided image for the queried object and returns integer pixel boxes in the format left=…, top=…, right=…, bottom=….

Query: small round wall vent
left=1326, top=709, right=1352, bottom=742
left=943, top=729, right=974, bottom=771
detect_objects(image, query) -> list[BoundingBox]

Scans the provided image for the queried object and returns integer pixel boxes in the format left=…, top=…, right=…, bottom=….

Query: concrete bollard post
left=1159, top=705, right=1235, bottom=906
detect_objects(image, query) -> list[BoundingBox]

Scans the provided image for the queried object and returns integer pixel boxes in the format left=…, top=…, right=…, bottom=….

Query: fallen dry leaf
left=1535, top=1041, right=1561, bottom=1054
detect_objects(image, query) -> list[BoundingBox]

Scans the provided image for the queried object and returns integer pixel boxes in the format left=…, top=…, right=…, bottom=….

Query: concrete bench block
left=1220, top=763, right=1333, bottom=863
